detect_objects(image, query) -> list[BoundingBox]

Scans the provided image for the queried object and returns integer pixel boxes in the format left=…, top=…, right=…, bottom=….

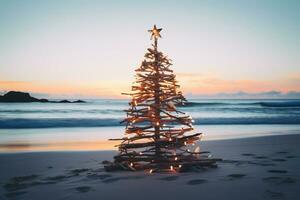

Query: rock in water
left=0, top=91, right=39, bottom=102
left=0, top=91, right=87, bottom=103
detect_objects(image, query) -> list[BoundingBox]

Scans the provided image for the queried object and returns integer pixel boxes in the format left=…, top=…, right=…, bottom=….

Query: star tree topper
left=148, top=25, right=162, bottom=40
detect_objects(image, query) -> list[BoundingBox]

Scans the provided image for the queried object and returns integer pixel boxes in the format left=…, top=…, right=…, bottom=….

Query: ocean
left=0, top=99, right=300, bottom=152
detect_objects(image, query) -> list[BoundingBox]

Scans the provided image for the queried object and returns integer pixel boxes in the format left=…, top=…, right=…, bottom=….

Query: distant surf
left=1, top=99, right=300, bottom=129
left=182, top=101, right=300, bottom=107
left=1, top=116, right=300, bottom=129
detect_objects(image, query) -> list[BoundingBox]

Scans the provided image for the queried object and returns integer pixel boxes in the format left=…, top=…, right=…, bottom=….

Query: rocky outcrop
left=0, top=91, right=86, bottom=103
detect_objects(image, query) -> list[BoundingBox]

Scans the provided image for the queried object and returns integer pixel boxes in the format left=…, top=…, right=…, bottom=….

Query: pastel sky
left=0, top=0, right=299, bottom=98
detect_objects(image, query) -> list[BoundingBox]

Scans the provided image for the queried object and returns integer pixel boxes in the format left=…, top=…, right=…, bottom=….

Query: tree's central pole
left=153, top=37, right=160, bottom=157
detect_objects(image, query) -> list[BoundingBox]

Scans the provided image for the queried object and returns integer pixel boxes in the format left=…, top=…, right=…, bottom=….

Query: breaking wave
left=1, top=116, right=300, bottom=129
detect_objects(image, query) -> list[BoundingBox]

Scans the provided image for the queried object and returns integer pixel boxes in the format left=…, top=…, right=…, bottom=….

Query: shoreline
left=0, top=125, right=300, bottom=153
left=0, top=133, right=299, bottom=154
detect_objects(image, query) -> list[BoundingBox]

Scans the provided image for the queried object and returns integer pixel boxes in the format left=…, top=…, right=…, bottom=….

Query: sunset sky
left=0, top=0, right=299, bottom=98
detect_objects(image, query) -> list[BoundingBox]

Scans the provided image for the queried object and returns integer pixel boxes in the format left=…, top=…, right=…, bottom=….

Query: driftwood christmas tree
left=104, top=25, right=220, bottom=173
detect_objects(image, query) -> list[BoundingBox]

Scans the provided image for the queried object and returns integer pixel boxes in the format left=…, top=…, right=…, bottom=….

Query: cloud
left=1, top=72, right=300, bottom=99
left=185, top=91, right=300, bottom=99
left=0, top=80, right=130, bottom=99
left=176, top=72, right=300, bottom=94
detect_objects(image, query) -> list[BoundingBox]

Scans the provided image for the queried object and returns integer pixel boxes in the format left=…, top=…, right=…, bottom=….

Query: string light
left=106, top=26, right=218, bottom=173
left=133, top=100, right=137, bottom=106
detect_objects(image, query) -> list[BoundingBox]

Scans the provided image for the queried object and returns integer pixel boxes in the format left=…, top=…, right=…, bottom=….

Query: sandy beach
left=1, top=0, right=300, bottom=199
left=0, top=134, right=299, bottom=200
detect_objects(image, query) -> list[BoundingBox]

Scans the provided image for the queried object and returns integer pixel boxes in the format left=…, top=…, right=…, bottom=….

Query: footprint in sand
left=30, top=180, right=57, bottom=186
left=87, top=173, right=112, bottom=180
left=285, top=155, right=296, bottom=159
left=75, top=186, right=92, bottom=193
left=221, top=160, right=243, bottom=165
left=91, top=168, right=105, bottom=173
left=69, top=168, right=90, bottom=176
left=248, top=161, right=276, bottom=167
left=268, top=170, right=288, bottom=174
left=241, top=153, right=255, bottom=156
left=159, top=176, right=179, bottom=181
left=263, top=176, right=296, bottom=185
left=265, top=190, right=285, bottom=199
left=227, top=174, right=246, bottom=179
left=254, top=156, right=268, bottom=159
left=272, top=158, right=287, bottom=162
left=102, top=176, right=143, bottom=183
left=44, top=175, right=71, bottom=182
left=276, top=151, right=289, bottom=155
left=263, top=176, right=281, bottom=182
left=280, top=177, right=297, bottom=184
left=11, top=175, right=39, bottom=182
left=3, top=174, right=40, bottom=192
left=187, top=179, right=208, bottom=185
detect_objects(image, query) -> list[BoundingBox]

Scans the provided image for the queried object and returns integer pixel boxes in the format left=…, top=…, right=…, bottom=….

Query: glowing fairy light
left=103, top=25, right=219, bottom=173
left=133, top=100, right=137, bottom=105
